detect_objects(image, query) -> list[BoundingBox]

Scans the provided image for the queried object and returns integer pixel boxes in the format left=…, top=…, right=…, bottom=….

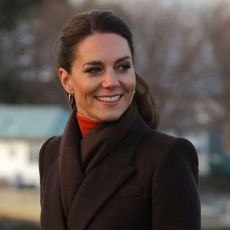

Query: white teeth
left=96, top=95, right=120, bottom=102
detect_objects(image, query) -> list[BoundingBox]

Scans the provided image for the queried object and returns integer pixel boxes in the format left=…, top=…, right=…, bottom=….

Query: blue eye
left=85, top=67, right=102, bottom=74
left=118, top=63, right=131, bottom=72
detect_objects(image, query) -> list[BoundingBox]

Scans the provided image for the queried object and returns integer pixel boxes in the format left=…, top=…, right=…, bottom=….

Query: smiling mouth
left=95, top=95, right=122, bottom=102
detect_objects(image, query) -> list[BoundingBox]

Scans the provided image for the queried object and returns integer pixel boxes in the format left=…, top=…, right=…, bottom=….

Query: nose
left=101, top=70, right=119, bottom=88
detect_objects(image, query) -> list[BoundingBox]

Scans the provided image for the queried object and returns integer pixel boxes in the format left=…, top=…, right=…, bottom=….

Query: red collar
left=76, top=112, right=100, bottom=137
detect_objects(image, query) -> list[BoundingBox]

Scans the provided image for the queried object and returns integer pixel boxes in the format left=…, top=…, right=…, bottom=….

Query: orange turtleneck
left=76, top=112, right=100, bottom=137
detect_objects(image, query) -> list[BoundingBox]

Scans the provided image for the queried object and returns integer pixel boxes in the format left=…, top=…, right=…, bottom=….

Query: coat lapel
left=80, top=103, right=142, bottom=174
left=68, top=164, right=136, bottom=230
left=67, top=115, right=149, bottom=230
left=59, top=108, right=85, bottom=217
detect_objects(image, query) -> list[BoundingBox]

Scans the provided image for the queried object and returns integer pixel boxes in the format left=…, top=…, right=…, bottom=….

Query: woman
left=39, top=10, right=201, bottom=230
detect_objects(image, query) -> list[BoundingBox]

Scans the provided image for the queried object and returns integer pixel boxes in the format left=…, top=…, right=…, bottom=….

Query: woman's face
left=59, top=33, right=136, bottom=122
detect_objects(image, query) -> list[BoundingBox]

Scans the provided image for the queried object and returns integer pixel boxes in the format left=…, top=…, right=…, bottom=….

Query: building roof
left=0, top=105, right=70, bottom=139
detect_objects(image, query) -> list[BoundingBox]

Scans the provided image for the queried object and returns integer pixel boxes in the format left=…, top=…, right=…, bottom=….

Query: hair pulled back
left=55, top=10, right=158, bottom=129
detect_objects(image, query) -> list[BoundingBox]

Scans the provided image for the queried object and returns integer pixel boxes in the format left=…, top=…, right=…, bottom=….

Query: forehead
left=74, top=33, right=132, bottom=63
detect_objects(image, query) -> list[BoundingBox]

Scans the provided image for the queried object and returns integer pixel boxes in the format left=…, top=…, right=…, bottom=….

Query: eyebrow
left=82, top=56, right=131, bottom=67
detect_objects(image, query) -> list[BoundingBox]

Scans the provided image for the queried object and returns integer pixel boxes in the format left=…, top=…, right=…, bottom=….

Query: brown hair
left=55, top=10, right=159, bottom=129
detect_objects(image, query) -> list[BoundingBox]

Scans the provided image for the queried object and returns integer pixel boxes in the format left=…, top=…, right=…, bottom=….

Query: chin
left=98, top=111, right=124, bottom=122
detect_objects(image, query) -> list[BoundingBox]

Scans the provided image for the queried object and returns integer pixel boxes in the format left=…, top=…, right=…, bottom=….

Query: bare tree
left=203, top=0, right=230, bottom=124
left=1, top=0, right=228, bottom=132
left=128, top=2, right=213, bottom=130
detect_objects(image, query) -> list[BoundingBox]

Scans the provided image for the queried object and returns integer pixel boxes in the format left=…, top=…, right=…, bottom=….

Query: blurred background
left=0, top=0, right=230, bottom=229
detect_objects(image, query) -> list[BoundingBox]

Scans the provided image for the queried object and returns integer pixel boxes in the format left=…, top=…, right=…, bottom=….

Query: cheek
left=125, top=75, right=136, bottom=92
left=73, top=78, right=89, bottom=94
left=73, top=79, right=98, bottom=103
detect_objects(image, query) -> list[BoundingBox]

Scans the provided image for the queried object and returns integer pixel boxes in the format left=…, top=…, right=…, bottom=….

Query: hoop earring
left=68, top=94, right=74, bottom=106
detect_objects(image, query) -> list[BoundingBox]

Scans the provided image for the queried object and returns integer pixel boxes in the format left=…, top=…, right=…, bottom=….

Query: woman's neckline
left=76, top=112, right=100, bottom=137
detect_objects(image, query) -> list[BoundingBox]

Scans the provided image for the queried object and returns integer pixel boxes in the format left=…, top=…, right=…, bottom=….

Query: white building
left=0, top=105, right=69, bottom=188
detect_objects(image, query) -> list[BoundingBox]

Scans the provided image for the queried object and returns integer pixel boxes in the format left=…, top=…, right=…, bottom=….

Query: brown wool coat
left=39, top=105, right=201, bottom=230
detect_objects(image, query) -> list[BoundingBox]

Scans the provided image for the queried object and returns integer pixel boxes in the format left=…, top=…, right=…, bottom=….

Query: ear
left=58, top=68, right=74, bottom=94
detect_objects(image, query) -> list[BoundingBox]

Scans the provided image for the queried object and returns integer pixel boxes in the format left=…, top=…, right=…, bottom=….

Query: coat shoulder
left=146, top=131, right=201, bottom=229
left=39, top=136, right=62, bottom=178
left=141, top=129, right=178, bottom=151
left=138, top=129, right=198, bottom=167
left=143, top=129, right=196, bottom=151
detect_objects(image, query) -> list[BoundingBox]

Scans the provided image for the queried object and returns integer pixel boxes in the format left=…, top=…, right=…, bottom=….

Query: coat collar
left=58, top=108, right=84, bottom=217
left=58, top=103, right=149, bottom=230
left=68, top=114, right=149, bottom=230
left=80, top=103, right=144, bottom=173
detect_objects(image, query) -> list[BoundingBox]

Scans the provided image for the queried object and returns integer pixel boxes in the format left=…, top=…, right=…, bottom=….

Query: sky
left=69, top=0, right=223, bottom=20
left=69, top=0, right=219, bottom=7
left=68, top=0, right=224, bottom=16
